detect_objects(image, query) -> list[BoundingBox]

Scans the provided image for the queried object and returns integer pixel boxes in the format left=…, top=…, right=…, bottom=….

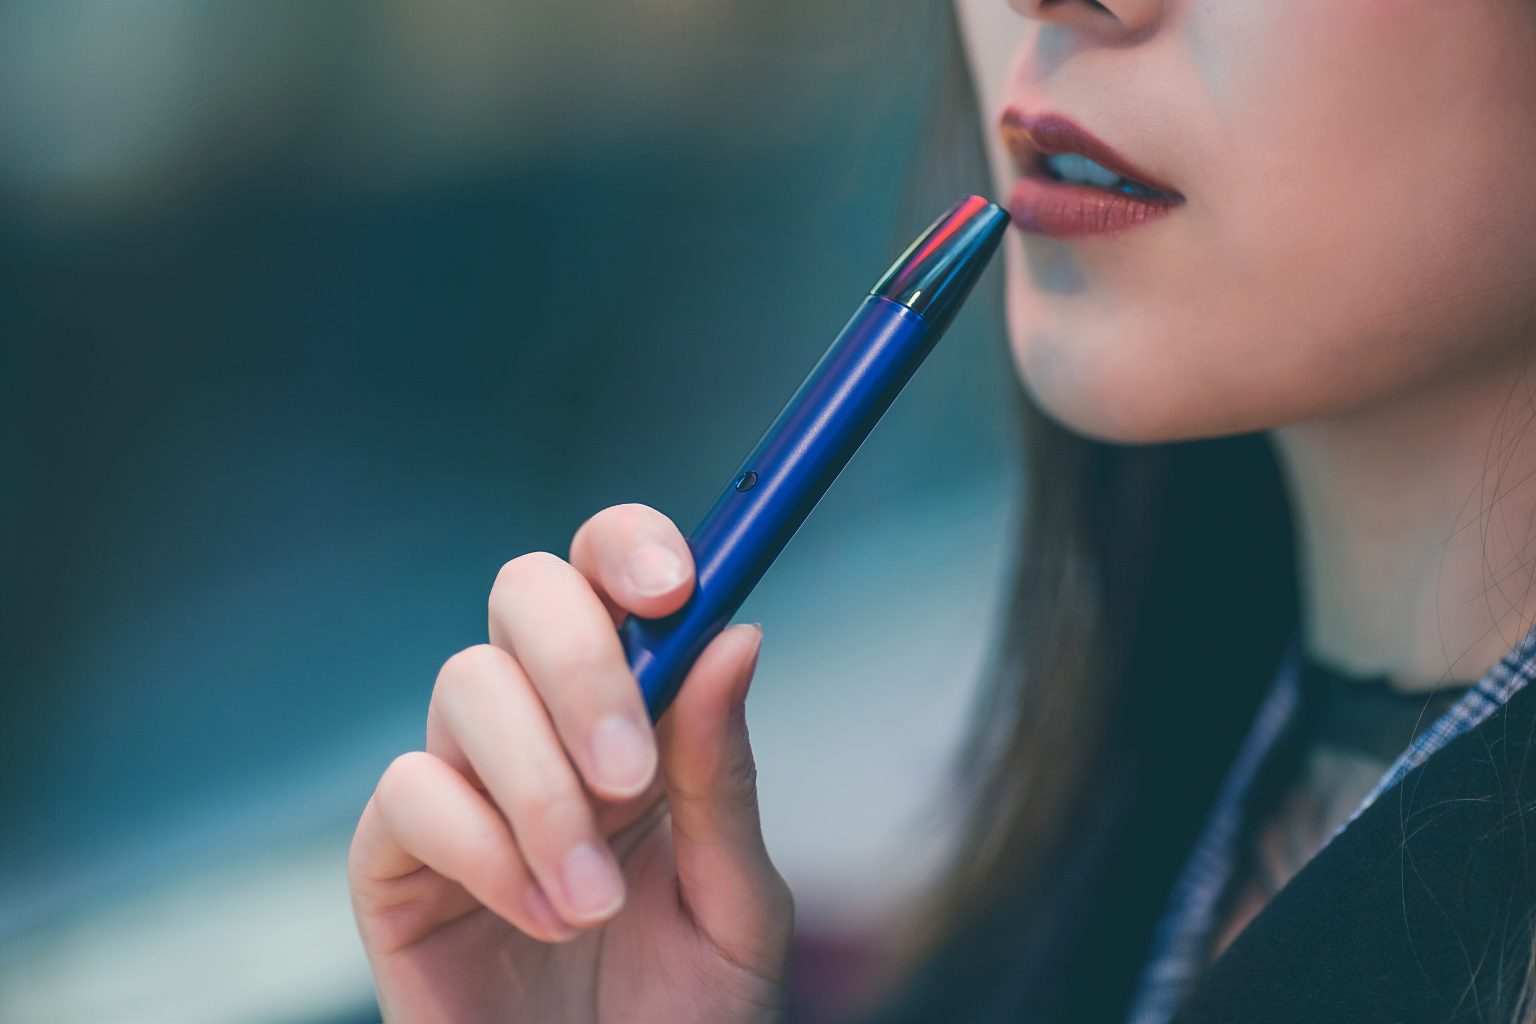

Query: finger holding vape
left=488, top=549, right=663, bottom=802
left=568, top=502, right=698, bottom=625
left=349, top=194, right=1007, bottom=1023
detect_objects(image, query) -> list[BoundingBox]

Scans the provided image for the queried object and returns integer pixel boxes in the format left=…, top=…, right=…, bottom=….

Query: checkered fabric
left=1122, top=617, right=1536, bottom=1024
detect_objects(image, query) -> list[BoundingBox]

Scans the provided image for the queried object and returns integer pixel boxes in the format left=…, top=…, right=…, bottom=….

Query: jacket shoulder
left=1172, top=675, right=1536, bottom=1024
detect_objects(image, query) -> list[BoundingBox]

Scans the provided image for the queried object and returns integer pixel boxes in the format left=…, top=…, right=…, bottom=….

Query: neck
left=1267, top=346, right=1536, bottom=693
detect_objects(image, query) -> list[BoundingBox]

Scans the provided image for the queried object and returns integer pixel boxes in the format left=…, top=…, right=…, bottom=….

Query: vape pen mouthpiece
left=870, top=194, right=1010, bottom=334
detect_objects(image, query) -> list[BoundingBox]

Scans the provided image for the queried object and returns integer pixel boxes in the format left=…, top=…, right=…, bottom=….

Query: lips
left=999, top=107, right=1184, bottom=238
left=1000, top=108, right=1182, bottom=199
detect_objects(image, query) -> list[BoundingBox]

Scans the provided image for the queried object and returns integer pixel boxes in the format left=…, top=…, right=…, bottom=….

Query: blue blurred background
left=0, top=3, right=1023, bottom=1021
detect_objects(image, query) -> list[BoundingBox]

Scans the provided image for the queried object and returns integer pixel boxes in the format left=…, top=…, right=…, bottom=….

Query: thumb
left=657, top=622, right=791, bottom=951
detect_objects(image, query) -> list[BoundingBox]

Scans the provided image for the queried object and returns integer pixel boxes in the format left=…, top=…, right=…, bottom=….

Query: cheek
left=1210, top=0, right=1536, bottom=403
left=1004, top=242, right=1301, bottom=443
left=1002, top=233, right=1234, bottom=443
left=1005, top=0, right=1536, bottom=444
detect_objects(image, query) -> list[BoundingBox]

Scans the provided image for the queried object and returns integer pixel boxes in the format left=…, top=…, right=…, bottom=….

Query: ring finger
left=429, top=644, right=630, bottom=926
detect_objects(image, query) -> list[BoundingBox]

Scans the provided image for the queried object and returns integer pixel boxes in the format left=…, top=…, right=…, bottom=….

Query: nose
left=1007, top=0, right=1163, bottom=33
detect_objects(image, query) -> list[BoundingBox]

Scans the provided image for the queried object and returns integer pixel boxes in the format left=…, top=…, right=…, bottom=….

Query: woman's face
left=955, top=0, right=1536, bottom=443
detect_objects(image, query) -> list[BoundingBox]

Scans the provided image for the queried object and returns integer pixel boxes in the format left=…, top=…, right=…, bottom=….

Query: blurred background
left=0, top=2, right=1025, bottom=1021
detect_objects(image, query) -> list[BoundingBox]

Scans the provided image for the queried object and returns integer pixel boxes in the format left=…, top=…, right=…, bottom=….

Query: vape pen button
left=734, top=470, right=758, bottom=492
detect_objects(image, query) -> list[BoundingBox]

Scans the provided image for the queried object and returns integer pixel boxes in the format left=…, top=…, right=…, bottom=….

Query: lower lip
left=1007, top=174, right=1183, bottom=238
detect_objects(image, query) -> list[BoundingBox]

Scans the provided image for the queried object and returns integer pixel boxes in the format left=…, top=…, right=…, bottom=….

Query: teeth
left=1043, top=151, right=1165, bottom=198
left=1045, top=152, right=1123, bottom=188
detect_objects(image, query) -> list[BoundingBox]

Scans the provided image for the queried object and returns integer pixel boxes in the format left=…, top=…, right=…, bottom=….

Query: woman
left=346, top=1, right=1536, bottom=1020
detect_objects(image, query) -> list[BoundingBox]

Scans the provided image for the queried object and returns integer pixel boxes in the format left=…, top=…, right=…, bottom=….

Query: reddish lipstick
left=1000, top=108, right=1184, bottom=238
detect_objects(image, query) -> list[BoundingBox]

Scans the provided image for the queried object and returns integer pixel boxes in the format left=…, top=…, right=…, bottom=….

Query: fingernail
left=625, top=544, right=687, bottom=596
left=562, top=841, right=625, bottom=920
left=591, top=712, right=657, bottom=794
left=523, top=884, right=577, bottom=941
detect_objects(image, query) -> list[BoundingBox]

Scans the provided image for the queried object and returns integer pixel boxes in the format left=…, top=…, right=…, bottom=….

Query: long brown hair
left=848, top=356, right=1299, bottom=1018
left=842, top=5, right=1523, bottom=1019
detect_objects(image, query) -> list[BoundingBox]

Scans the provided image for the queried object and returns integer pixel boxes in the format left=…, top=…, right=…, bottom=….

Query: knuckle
left=436, top=644, right=512, bottom=709
left=543, top=635, right=618, bottom=684
left=375, top=750, right=434, bottom=806
left=440, top=643, right=511, bottom=686
left=516, top=774, right=583, bottom=834
left=441, top=642, right=511, bottom=681
left=458, top=817, right=516, bottom=880
left=492, top=550, right=565, bottom=597
left=723, top=748, right=761, bottom=799
left=668, top=753, right=760, bottom=813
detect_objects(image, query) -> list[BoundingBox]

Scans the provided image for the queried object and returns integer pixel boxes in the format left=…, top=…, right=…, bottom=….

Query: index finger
left=570, top=503, right=695, bottom=627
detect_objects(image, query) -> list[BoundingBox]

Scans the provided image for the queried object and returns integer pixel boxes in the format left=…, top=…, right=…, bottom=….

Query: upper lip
left=1000, top=107, right=1183, bottom=199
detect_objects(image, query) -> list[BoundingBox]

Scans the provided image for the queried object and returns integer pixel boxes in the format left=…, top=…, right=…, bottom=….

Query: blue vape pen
left=621, top=194, right=1010, bottom=722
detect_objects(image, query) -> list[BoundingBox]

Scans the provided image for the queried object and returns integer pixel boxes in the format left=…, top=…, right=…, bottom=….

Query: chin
left=1009, top=328, right=1283, bottom=447
left=1008, top=327, right=1186, bottom=445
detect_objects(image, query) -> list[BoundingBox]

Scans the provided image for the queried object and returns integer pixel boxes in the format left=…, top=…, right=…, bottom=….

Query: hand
left=347, top=502, right=794, bottom=1023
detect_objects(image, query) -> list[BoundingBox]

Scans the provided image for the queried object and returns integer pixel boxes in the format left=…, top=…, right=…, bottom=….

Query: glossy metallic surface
left=871, top=194, right=1010, bottom=334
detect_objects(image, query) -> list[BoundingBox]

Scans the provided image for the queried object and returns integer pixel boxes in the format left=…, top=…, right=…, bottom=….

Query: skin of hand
left=347, top=502, right=795, bottom=1023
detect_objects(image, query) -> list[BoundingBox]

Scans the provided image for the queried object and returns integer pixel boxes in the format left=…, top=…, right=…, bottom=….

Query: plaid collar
left=1123, top=617, right=1536, bottom=1024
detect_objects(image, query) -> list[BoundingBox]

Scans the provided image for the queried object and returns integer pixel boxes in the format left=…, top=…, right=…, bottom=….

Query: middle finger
left=488, top=551, right=659, bottom=801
